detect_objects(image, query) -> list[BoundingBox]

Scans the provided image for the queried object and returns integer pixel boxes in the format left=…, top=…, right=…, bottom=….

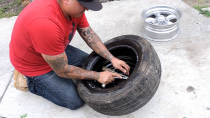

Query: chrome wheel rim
left=141, top=6, right=183, bottom=41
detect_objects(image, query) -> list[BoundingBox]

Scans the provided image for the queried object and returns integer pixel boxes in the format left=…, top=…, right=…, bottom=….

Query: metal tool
left=102, top=67, right=128, bottom=79
left=101, top=67, right=129, bottom=88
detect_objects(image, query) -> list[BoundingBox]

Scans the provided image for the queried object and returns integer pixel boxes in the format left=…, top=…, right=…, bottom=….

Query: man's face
left=63, top=0, right=89, bottom=18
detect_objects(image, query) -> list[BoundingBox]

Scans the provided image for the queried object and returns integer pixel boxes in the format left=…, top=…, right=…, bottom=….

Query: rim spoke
left=166, top=15, right=176, bottom=20
left=145, top=18, right=156, bottom=24
left=154, top=11, right=161, bottom=17
left=166, top=21, right=173, bottom=25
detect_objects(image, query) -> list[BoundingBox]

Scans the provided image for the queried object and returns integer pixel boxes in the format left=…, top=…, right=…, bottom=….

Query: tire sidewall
left=77, top=35, right=161, bottom=115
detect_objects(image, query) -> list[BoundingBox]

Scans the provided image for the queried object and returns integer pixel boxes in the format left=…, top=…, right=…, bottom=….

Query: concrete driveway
left=0, top=0, right=210, bottom=118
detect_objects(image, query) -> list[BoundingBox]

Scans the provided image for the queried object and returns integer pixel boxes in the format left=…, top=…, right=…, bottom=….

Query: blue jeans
left=26, top=45, right=88, bottom=110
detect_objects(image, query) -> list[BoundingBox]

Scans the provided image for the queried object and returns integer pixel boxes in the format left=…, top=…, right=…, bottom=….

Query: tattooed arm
left=77, top=26, right=130, bottom=75
left=42, top=52, right=99, bottom=80
left=41, top=52, right=121, bottom=84
left=77, top=26, right=114, bottom=61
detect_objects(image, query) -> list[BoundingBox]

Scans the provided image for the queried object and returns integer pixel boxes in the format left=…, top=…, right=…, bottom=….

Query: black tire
left=77, top=35, right=161, bottom=116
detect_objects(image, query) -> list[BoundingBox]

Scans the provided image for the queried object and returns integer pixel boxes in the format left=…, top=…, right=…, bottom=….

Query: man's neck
left=57, top=0, right=71, bottom=20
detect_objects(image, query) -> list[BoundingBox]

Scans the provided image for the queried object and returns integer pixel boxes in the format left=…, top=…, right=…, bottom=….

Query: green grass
left=10, top=0, right=22, bottom=6
left=0, top=5, right=16, bottom=18
left=0, top=12, right=16, bottom=18
left=0, top=9, right=18, bottom=19
left=0, top=6, right=7, bottom=13
left=193, top=5, right=210, bottom=17
left=0, top=0, right=25, bottom=19
left=20, top=113, right=27, bottom=118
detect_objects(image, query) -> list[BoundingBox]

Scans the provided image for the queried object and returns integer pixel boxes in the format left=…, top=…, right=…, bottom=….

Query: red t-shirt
left=9, top=0, right=89, bottom=76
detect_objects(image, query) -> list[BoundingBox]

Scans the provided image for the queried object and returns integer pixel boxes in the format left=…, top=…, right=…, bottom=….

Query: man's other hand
left=98, top=71, right=122, bottom=84
left=111, top=57, right=130, bottom=75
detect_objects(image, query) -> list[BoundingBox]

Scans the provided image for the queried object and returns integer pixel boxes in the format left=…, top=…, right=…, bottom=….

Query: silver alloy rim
left=141, top=6, right=183, bottom=41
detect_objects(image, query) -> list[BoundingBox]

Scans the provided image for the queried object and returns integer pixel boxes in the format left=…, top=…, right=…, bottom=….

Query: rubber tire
left=77, top=35, right=161, bottom=116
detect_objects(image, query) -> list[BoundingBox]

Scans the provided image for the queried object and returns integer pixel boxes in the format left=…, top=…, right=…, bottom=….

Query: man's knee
left=66, top=98, right=85, bottom=110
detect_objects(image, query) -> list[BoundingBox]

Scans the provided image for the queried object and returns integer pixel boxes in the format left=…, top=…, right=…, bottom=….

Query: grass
left=0, top=6, right=17, bottom=18
left=193, top=5, right=210, bottom=17
left=20, top=113, right=27, bottom=118
left=196, top=0, right=205, bottom=4
left=0, top=0, right=26, bottom=19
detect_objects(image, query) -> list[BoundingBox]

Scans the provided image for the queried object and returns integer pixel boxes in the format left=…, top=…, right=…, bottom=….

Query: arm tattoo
left=42, top=52, right=99, bottom=80
left=99, top=50, right=113, bottom=61
left=83, top=29, right=91, bottom=36
left=68, top=67, right=100, bottom=80
left=83, top=31, right=86, bottom=36
left=43, top=52, right=68, bottom=72
left=77, top=26, right=114, bottom=61
left=77, top=26, right=99, bottom=46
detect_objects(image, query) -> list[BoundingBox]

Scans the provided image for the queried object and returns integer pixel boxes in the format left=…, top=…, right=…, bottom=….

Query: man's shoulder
left=19, top=0, right=62, bottom=25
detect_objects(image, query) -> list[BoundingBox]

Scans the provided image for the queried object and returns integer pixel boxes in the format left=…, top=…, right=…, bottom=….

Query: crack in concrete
left=0, top=70, right=14, bottom=103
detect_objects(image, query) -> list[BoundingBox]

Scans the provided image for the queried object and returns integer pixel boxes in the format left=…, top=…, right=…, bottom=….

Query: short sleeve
left=28, top=18, right=65, bottom=55
left=78, top=13, right=89, bottom=28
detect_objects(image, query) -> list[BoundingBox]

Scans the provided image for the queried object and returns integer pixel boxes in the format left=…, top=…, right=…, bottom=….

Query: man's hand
left=111, top=57, right=130, bottom=75
left=98, top=71, right=122, bottom=84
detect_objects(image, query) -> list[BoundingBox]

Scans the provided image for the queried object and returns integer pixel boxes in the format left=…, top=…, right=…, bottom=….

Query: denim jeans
left=26, top=45, right=88, bottom=110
